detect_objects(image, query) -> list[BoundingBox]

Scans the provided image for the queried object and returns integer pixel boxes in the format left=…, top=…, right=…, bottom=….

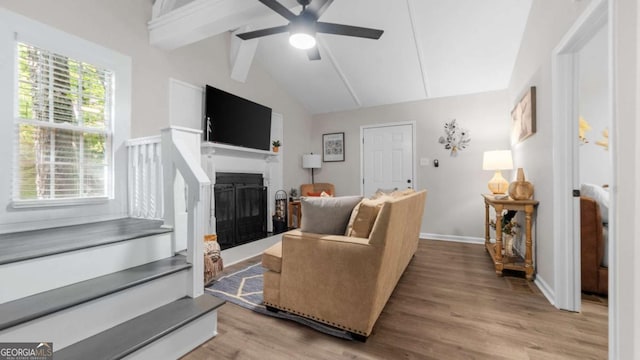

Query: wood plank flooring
left=183, top=240, right=608, bottom=360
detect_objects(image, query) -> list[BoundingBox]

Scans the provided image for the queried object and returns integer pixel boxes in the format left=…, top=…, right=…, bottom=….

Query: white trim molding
left=534, top=275, right=556, bottom=307
left=420, top=233, right=484, bottom=244
left=551, top=0, right=608, bottom=313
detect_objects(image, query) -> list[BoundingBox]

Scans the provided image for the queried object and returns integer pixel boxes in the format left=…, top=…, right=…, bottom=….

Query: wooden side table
left=288, top=200, right=302, bottom=229
left=482, top=194, right=539, bottom=280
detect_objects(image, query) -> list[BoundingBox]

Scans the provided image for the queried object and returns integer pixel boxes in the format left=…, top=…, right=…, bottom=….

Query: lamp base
left=488, top=170, right=509, bottom=194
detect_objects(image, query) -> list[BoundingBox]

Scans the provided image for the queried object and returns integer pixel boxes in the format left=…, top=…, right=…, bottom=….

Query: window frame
left=12, top=41, right=115, bottom=206
left=0, top=9, right=132, bottom=221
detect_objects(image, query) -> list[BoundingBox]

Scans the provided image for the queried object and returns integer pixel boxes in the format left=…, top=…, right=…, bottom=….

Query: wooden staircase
left=0, top=218, right=224, bottom=359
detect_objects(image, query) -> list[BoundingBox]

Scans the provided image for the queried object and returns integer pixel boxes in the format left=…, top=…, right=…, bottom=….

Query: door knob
left=407, top=179, right=411, bottom=183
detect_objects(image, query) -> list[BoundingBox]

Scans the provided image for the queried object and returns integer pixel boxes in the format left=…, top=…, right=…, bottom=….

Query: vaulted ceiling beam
left=230, top=26, right=259, bottom=83
left=317, top=38, right=362, bottom=108
left=149, top=0, right=299, bottom=51
left=152, top=0, right=178, bottom=19
left=406, top=0, right=431, bottom=98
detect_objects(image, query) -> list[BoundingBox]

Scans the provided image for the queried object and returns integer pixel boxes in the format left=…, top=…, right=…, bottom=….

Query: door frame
left=551, top=0, right=611, bottom=313
left=360, top=121, right=417, bottom=196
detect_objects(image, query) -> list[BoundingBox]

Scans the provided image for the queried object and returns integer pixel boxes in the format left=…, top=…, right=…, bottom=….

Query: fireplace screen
left=214, top=173, right=267, bottom=250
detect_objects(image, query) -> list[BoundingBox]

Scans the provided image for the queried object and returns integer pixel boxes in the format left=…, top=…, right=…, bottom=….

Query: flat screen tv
left=204, top=85, right=272, bottom=151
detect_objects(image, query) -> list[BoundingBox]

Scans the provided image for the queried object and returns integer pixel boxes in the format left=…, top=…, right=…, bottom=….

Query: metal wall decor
left=438, top=119, right=470, bottom=156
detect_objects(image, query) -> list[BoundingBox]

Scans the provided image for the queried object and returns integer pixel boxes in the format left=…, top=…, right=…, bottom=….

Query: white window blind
left=14, top=42, right=113, bottom=203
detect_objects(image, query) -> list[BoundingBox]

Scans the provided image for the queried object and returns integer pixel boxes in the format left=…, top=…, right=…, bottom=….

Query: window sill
left=11, top=197, right=110, bottom=209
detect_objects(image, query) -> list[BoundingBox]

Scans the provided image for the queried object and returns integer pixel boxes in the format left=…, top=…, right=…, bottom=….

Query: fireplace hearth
left=214, top=173, right=267, bottom=250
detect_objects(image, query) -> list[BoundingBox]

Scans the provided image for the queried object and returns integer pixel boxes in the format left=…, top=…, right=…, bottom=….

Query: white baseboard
left=534, top=275, right=556, bottom=307
left=420, top=233, right=484, bottom=244
left=221, top=233, right=283, bottom=266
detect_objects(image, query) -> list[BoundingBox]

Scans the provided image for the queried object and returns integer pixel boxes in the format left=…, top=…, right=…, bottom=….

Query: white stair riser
left=124, top=311, right=218, bottom=360
left=0, top=233, right=173, bottom=303
left=0, top=270, right=188, bottom=350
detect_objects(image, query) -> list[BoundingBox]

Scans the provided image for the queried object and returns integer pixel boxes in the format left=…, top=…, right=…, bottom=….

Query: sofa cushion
left=300, top=195, right=363, bottom=235
left=262, top=242, right=282, bottom=273
left=345, top=195, right=392, bottom=238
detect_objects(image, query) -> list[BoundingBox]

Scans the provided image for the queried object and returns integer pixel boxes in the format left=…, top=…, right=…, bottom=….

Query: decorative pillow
left=345, top=195, right=392, bottom=238
left=300, top=195, right=363, bottom=235
left=306, top=190, right=333, bottom=197
left=580, top=183, right=609, bottom=223
left=372, top=188, right=397, bottom=199
left=320, top=191, right=333, bottom=197
left=391, top=188, right=416, bottom=198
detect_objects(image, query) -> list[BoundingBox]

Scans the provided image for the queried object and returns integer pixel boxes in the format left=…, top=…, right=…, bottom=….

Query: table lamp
left=302, top=153, right=321, bottom=184
left=482, top=150, right=513, bottom=194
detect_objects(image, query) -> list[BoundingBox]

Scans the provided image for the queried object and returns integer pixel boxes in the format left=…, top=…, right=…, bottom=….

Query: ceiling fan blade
left=258, top=0, right=297, bottom=21
left=236, top=25, right=289, bottom=40
left=305, top=0, right=334, bottom=20
left=316, top=22, right=384, bottom=39
left=307, top=47, right=321, bottom=61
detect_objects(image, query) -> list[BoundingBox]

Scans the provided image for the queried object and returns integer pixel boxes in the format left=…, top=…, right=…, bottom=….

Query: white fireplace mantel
left=200, top=113, right=284, bottom=235
left=201, top=142, right=279, bottom=160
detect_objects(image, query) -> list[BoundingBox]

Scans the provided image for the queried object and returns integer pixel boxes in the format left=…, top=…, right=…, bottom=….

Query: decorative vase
left=504, top=234, right=515, bottom=257
left=508, top=168, right=534, bottom=200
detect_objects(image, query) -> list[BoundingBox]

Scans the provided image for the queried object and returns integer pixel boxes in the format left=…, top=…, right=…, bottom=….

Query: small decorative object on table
left=509, top=168, right=534, bottom=200
left=204, top=234, right=223, bottom=286
left=289, top=188, right=298, bottom=202
left=272, top=140, right=281, bottom=153
left=490, top=210, right=520, bottom=257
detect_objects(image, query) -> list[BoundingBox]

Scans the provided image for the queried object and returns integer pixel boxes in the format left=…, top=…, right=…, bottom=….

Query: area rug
left=205, top=263, right=356, bottom=340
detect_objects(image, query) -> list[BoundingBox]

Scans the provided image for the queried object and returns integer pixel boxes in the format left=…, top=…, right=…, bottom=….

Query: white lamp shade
left=482, top=150, right=514, bottom=171
left=302, top=154, right=321, bottom=169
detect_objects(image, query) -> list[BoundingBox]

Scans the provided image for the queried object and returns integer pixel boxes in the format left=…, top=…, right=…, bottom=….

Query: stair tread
left=0, top=255, right=190, bottom=331
left=54, top=295, right=225, bottom=360
left=0, top=218, right=171, bottom=266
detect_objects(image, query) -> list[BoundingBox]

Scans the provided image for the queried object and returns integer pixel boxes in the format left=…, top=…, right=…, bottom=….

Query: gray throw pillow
left=300, top=195, right=363, bottom=235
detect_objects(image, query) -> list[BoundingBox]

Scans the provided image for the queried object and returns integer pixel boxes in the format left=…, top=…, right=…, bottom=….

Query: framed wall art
left=511, top=86, right=537, bottom=145
left=322, top=132, right=345, bottom=162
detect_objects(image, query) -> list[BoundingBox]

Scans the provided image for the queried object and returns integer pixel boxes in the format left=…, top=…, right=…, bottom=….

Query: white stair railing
left=161, top=127, right=210, bottom=298
left=127, top=136, right=164, bottom=219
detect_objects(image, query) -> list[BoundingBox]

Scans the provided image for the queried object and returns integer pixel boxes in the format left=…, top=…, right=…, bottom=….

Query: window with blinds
left=14, top=42, right=113, bottom=203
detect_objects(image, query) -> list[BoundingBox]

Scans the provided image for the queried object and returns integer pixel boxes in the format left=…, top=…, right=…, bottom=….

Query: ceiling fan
left=236, top=0, right=384, bottom=61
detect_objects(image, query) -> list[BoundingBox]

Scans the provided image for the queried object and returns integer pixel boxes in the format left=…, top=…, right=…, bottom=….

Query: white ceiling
left=152, top=0, right=533, bottom=115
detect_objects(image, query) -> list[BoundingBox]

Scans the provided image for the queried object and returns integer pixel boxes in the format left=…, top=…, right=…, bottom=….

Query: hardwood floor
left=183, top=240, right=608, bottom=360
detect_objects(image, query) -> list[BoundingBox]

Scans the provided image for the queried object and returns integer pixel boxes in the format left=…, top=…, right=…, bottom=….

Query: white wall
left=507, top=0, right=592, bottom=295
left=312, top=90, right=511, bottom=238
left=0, top=0, right=313, bottom=229
left=578, top=25, right=611, bottom=186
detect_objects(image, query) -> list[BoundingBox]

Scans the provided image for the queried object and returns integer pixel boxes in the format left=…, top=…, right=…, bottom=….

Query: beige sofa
left=261, top=190, right=427, bottom=339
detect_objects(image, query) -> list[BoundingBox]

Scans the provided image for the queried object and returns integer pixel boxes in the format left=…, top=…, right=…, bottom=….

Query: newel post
left=161, top=126, right=210, bottom=298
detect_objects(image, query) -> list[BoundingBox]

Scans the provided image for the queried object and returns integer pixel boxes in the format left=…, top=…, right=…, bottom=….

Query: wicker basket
left=204, top=234, right=223, bottom=286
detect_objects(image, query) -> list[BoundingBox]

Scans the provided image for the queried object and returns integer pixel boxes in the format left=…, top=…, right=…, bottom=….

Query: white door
left=362, top=124, right=414, bottom=198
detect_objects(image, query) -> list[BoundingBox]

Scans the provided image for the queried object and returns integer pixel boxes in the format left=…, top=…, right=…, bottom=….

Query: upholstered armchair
left=300, top=183, right=335, bottom=197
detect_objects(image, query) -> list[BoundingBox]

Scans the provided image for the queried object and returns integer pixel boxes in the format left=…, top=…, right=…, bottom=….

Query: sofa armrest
left=277, top=230, right=382, bottom=333
left=580, top=196, right=604, bottom=293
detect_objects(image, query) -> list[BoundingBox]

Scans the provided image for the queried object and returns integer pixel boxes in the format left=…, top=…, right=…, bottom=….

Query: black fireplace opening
left=214, top=172, right=267, bottom=250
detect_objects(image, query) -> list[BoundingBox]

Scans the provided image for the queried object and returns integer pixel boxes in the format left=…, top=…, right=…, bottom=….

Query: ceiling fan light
left=289, top=32, right=316, bottom=50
